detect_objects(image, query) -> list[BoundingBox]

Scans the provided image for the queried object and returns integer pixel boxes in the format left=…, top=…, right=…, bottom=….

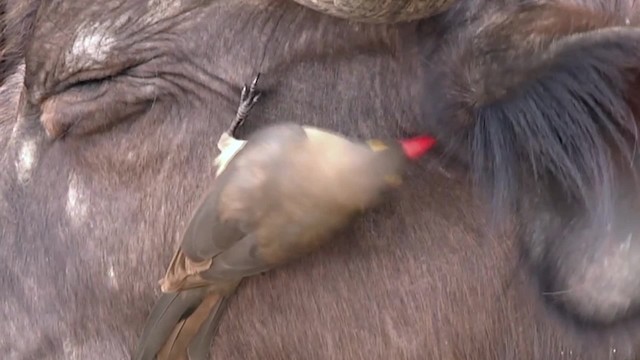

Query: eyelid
left=52, top=61, right=141, bottom=96
left=53, top=68, right=118, bottom=96
left=41, top=76, right=159, bottom=139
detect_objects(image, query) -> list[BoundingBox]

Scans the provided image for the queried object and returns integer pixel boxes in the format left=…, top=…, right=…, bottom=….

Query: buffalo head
left=0, top=0, right=639, bottom=359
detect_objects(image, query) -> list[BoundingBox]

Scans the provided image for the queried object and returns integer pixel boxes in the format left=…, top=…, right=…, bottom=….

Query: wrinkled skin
left=1, top=0, right=640, bottom=359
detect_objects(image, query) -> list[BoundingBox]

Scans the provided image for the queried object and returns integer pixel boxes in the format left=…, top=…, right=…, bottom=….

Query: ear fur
left=422, top=3, right=640, bottom=230
left=421, top=2, right=640, bottom=325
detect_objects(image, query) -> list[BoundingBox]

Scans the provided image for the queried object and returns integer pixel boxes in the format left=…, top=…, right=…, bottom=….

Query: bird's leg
left=216, top=73, right=262, bottom=155
left=227, top=73, right=262, bottom=137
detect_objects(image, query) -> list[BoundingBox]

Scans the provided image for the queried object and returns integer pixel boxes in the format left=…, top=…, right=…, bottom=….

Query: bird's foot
left=227, top=73, right=262, bottom=136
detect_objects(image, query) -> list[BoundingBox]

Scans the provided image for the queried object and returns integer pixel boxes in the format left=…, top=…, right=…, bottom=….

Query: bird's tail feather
left=157, top=293, right=229, bottom=360
left=133, top=287, right=227, bottom=360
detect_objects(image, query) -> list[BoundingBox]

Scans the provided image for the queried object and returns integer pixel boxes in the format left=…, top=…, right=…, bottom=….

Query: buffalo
left=1, top=0, right=639, bottom=359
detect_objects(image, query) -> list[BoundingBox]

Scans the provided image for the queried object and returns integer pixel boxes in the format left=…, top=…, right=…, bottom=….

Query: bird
left=132, top=73, right=436, bottom=360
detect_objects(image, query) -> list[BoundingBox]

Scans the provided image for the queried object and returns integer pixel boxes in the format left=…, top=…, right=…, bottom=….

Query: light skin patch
left=62, top=338, right=81, bottom=360
left=66, top=174, right=89, bottom=226
left=569, top=233, right=640, bottom=315
left=620, top=233, right=632, bottom=251
left=67, top=21, right=118, bottom=68
left=106, top=262, right=119, bottom=289
left=146, top=0, right=183, bottom=24
left=15, top=139, right=38, bottom=183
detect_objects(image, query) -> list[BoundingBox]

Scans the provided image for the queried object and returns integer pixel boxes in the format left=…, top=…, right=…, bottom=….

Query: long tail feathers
left=185, top=296, right=231, bottom=360
left=157, top=293, right=228, bottom=360
left=133, top=287, right=225, bottom=360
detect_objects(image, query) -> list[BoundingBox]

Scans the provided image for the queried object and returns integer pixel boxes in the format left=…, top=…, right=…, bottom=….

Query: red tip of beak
left=399, top=135, right=436, bottom=160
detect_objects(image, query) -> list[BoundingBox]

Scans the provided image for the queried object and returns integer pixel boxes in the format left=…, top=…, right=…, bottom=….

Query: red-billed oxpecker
left=133, top=74, right=436, bottom=360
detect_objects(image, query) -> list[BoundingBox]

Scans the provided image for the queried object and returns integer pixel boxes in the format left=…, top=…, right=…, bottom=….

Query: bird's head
left=364, top=135, right=436, bottom=187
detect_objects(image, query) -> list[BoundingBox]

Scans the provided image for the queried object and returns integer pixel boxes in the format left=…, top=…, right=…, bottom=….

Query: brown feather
left=157, top=293, right=224, bottom=360
left=160, top=249, right=214, bottom=293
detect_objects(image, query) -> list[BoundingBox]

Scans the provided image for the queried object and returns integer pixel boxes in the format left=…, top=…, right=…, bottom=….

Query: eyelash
left=56, top=62, right=139, bottom=95
left=68, top=77, right=109, bottom=90
left=76, top=71, right=126, bottom=89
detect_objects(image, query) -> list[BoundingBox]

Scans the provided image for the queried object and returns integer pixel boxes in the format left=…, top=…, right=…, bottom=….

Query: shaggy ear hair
left=422, top=3, right=640, bottom=230
left=421, top=2, right=640, bottom=325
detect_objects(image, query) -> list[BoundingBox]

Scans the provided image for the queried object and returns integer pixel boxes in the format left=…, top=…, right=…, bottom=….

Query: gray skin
left=1, top=0, right=640, bottom=359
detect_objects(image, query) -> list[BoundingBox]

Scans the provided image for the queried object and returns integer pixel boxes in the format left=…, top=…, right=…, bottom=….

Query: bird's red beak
left=399, top=135, right=436, bottom=160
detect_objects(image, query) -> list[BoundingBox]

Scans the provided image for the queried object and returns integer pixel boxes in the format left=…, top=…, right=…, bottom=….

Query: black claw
left=228, top=73, right=262, bottom=136
left=249, top=73, right=260, bottom=91
left=240, top=85, right=249, bottom=103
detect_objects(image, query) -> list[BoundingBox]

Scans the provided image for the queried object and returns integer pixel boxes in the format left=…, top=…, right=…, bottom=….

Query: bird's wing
left=161, top=123, right=311, bottom=291
left=159, top=166, right=255, bottom=292
left=198, top=232, right=274, bottom=280
left=178, top=169, right=248, bottom=261
left=180, top=122, right=310, bottom=261
left=164, top=229, right=277, bottom=291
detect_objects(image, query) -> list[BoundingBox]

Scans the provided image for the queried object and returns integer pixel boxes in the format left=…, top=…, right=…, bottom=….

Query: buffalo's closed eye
left=64, top=77, right=108, bottom=93
left=40, top=66, right=161, bottom=139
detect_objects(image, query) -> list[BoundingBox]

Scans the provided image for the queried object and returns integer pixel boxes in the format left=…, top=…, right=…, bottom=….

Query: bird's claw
left=240, top=73, right=261, bottom=103
left=239, top=85, right=261, bottom=109
left=229, top=73, right=262, bottom=136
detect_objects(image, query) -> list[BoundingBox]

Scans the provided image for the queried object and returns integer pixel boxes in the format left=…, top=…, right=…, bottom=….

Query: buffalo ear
left=423, top=6, right=640, bottom=229
left=421, top=3, right=640, bottom=325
